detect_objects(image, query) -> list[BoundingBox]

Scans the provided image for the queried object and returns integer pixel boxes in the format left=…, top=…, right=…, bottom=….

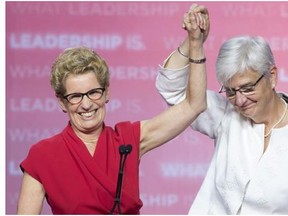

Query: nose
left=234, top=91, right=247, bottom=107
left=80, top=94, right=93, bottom=108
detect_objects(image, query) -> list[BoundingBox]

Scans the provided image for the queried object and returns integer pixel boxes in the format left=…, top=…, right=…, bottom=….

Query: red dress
left=20, top=121, right=143, bottom=214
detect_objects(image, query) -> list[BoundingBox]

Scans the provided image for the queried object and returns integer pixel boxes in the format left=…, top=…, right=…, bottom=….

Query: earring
left=105, top=99, right=109, bottom=104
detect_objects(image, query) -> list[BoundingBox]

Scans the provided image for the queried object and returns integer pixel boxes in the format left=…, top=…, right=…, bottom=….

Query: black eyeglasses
left=63, top=88, right=105, bottom=105
left=219, top=75, right=264, bottom=99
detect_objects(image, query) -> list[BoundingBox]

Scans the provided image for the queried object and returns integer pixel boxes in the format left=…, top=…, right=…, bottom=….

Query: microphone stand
left=109, top=144, right=132, bottom=214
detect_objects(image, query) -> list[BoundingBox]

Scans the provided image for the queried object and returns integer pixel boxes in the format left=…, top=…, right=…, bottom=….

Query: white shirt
left=156, top=63, right=288, bottom=214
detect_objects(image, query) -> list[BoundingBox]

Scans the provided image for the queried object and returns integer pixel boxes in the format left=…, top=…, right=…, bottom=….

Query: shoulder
left=104, top=121, right=140, bottom=140
left=113, top=121, right=141, bottom=147
left=115, top=121, right=140, bottom=130
left=103, top=121, right=140, bottom=143
left=27, top=129, right=65, bottom=158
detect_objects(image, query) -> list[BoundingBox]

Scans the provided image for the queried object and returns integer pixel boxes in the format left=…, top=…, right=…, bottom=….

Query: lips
left=79, top=109, right=97, bottom=118
left=241, top=103, right=254, bottom=111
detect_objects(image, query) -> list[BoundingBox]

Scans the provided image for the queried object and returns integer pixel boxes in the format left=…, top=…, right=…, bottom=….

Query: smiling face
left=225, top=68, right=276, bottom=122
left=58, top=71, right=109, bottom=135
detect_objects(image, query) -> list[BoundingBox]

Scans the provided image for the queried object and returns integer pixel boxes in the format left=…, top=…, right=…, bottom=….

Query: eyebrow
left=225, top=80, right=256, bottom=90
left=224, top=83, right=253, bottom=90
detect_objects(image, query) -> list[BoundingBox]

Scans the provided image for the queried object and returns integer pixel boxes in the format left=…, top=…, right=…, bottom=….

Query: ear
left=57, top=96, right=68, bottom=113
left=105, top=87, right=110, bottom=103
left=269, top=66, right=277, bottom=89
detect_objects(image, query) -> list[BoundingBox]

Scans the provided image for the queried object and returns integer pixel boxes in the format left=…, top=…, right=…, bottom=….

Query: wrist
left=189, top=57, right=206, bottom=64
left=178, top=46, right=206, bottom=64
left=177, top=46, right=189, bottom=58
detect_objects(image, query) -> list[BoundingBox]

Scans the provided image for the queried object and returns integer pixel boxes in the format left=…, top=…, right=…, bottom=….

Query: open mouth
left=79, top=109, right=97, bottom=118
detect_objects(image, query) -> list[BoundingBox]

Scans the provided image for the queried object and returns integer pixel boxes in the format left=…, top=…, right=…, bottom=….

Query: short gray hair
left=216, top=35, right=275, bottom=85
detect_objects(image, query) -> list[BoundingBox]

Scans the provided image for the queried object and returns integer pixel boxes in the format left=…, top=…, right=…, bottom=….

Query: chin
left=241, top=113, right=252, bottom=119
left=242, top=108, right=257, bottom=119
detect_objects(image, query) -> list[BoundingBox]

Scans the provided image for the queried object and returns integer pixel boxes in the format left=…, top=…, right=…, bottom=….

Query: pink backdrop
left=6, top=1, right=288, bottom=214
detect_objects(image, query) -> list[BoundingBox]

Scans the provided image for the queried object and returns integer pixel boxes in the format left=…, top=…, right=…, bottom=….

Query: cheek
left=65, top=104, right=79, bottom=114
left=96, top=97, right=107, bottom=107
left=98, top=103, right=107, bottom=115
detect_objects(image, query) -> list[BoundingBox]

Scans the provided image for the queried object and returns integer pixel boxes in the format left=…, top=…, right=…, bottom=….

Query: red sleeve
left=20, top=133, right=62, bottom=183
left=20, top=142, right=45, bottom=182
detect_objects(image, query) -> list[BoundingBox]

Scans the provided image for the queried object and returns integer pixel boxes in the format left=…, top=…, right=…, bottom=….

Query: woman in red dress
left=17, top=4, right=209, bottom=214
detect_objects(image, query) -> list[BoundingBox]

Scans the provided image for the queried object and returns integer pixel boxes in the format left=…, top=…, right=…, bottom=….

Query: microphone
left=109, top=144, right=132, bottom=214
left=124, top=144, right=132, bottom=154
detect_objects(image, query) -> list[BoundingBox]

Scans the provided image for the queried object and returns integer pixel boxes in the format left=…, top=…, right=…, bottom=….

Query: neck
left=74, top=129, right=101, bottom=156
left=77, top=133, right=98, bottom=145
left=264, top=97, right=287, bottom=137
left=72, top=126, right=102, bottom=145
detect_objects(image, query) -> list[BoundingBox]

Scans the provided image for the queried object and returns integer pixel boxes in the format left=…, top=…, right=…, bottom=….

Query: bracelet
left=178, top=46, right=206, bottom=64
left=189, top=57, right=206, bottom=64
left=177, top=47, right=188, bottom=58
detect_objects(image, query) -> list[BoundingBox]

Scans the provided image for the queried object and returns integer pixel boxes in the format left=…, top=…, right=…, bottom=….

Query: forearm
left=141, top=42, right=206, bottom=156
left=156, top=10, right=207, bottom=106
left=185, top=39, right=207, bottom=113
left=158, top=39, right=207, bottom=107
left=163, top=37, right=190, bottom=70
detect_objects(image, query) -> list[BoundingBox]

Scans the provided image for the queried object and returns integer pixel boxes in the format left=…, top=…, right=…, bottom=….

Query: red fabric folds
left=20, top=121, right=143, bottom=214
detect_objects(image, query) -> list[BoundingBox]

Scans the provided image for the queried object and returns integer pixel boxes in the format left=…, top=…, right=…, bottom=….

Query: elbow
left=194, top=100, right=207, bottom=116
left=188, top=93, right=207, bottom=114
left=200, top=95, right=208, bottom=113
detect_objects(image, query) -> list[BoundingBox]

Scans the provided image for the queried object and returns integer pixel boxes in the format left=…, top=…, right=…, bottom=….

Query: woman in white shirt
left=156, top=16, right=288, bottom=214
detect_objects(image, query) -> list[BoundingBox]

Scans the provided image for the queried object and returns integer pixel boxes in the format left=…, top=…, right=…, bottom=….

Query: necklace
left=264, top=98, right=287, bottom=137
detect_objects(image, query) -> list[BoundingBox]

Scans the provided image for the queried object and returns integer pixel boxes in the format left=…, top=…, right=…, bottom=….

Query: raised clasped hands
left=182, top=4, right=210, bottom=43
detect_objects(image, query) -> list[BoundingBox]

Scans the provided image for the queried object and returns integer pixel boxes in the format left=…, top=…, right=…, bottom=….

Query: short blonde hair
left=50, top=47, right=110, bottom=96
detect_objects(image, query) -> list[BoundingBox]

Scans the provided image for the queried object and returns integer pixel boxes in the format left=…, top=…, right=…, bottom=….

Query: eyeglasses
left=219, top=75, right=264, bottom=99
left=63, top=88, right=105, bottom=105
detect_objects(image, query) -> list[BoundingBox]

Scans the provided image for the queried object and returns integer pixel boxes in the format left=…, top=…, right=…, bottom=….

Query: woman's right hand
left=182, top=4, right=210, bottom=43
